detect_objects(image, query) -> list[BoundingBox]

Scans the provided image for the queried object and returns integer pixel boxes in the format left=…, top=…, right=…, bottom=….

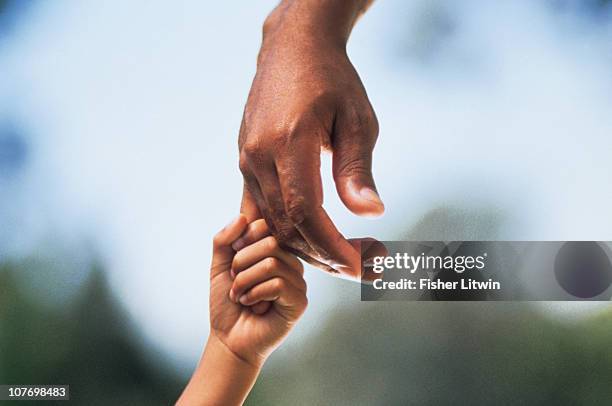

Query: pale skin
left=177, top=215, right=307, bottom=406
left=239, top=0, right=380, bottom=279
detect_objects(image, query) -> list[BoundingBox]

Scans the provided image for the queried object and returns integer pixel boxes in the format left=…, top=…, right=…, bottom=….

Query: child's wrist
left=205, top=333, right=266, bottom=372
left=179, top=335, right=263, bottom=405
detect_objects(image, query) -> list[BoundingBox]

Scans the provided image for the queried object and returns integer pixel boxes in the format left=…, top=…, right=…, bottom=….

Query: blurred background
left=1, top=0, right=612, bottom=404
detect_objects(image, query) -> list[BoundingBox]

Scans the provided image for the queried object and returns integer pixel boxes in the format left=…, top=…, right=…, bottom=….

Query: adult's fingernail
left=331, top=263, right=358, bottom=278
left=232, top=239, right=245, bottom=251
left=359, top=187, right=384, bottom=209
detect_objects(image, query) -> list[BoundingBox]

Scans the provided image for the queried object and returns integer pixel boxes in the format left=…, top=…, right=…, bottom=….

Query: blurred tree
left=0, top=261, right=183, bottom=406
left=248, top=303, right=612, bottom=405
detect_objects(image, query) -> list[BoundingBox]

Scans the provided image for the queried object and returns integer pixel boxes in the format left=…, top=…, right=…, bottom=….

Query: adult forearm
left=262, top=0, right=374, bottom=51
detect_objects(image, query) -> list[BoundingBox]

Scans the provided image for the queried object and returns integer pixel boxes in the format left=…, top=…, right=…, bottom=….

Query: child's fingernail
left=238, top=295, right=248, bottom=305
left=230, top=269, right=236, bottom=280
left=229, top=289, right=235, bottom=302
left=232, top=239, right=245, bottom=251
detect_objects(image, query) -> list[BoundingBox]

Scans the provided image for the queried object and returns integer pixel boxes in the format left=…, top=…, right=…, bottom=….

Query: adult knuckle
left=238, top=153, right=251, bottom=175
left=269, top=128, right=291, bottom=147
left=242, top=141, right=258, bottom=156
left=276, top=111, right=323, bottom=145
left=312, top=88, right=335, bottom=105
left=281, top=116, right=306, bottom=138
left=241, top=137, right=265, bottom=158
left=366, top=111, right=379, bottom=140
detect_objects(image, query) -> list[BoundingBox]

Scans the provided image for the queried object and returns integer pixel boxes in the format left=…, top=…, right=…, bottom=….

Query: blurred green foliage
left=248, top=303, right=612, bottom=405
left=0, top=261, right=182, bottom=406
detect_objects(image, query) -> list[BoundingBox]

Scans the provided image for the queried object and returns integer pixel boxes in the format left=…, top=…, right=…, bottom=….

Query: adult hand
left=238, top=0, right=382, bottom=279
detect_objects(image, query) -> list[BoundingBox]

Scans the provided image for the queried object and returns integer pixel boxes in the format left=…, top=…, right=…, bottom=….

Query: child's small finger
left=238, top=277, right=308, bottom=317
left=211, top=215, right=248, bottom=272
left=231, top=236, right=303, bottom=276
left=231, top=257, right=306, bottom=301
left=231, top=219, right=270, bottom=251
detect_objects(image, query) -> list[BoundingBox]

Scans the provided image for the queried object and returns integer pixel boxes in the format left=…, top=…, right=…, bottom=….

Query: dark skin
left=238, top=0, right=382, bottom=279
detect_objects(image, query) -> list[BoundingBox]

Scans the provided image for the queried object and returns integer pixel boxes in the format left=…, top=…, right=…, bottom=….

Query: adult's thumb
left=332, top=119, right=384, bottom=217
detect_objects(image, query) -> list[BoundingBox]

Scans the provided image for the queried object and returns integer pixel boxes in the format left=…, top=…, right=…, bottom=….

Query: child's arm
left=177, top=215, right=307, bottom=406
left=178, top=334, right=261, bottom=406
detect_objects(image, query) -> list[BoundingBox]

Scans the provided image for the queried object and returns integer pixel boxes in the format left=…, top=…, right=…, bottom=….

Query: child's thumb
left=211, top=215, right=248, bottom=274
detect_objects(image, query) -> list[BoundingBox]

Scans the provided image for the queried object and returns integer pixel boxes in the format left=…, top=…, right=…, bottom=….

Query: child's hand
left=209, top=215, right=307, bottom=367
left=177, top=215, right=307, bottom=405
